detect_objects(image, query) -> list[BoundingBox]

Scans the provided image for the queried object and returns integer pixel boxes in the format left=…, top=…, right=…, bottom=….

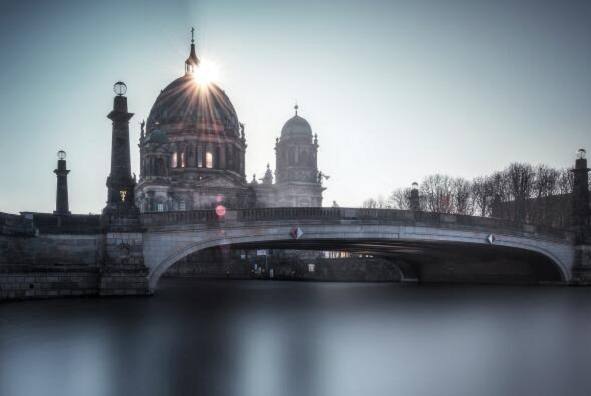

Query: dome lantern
left=113, top=81, right=127, bottom=96
left=185, top=27, right=200, bottom=75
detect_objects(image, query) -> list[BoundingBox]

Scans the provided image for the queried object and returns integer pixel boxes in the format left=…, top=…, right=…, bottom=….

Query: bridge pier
left=569, top=149, right=591, bottom=285
left=99, top=230, right=151, bottom=296
left=571, top=243, right=591, bottom=285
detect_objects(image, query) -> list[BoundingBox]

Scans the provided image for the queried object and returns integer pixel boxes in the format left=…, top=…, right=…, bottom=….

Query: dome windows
left=206, top=151, right=213, bottom=169
left=171, top=151, right=186, bottom=168
left=197, top=145, right=203, bottom=168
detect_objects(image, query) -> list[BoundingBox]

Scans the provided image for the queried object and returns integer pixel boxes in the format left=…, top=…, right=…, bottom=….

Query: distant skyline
left=1, top=0, right=590, bottom=214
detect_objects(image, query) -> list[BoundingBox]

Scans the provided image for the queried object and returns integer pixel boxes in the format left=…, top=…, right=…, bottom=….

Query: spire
left=294, top=102, right=299, bottom=116
left=185, top=27, right=200, bottom=75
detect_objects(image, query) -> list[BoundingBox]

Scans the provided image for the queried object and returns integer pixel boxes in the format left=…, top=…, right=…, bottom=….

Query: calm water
left=1, top=279, right=591, bottom=396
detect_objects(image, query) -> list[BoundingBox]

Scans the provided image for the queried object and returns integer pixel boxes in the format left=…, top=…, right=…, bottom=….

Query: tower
left=571, top=148, right=590, bottom=232
left=53, top=150, right=70, bottom=215
left=410, top=182, right=420, bottom=211
left=274, top=104, right=324, bottom=206
left=103, top=81, right=138, bottom=218
left=571, top=148, right=591, bottom=283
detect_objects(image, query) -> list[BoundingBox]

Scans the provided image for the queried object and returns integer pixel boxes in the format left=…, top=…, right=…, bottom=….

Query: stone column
left=571, top=149, right=590, bottom=230
left=239, top=149, right=245, bottom=176
left=220, top=143, right=226, bottom=169
left=410, top=182, right=420, bottom=211
left=53, top=151, right=71, bottom=215
left=571, top=149, right=591, bottom=284
left=102, top=82, right=138, bottom=220
left=99, top=82, right=149, bottom=296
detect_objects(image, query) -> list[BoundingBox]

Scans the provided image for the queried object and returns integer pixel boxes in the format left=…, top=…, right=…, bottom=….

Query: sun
left=193, top=58, right=220, bottom=85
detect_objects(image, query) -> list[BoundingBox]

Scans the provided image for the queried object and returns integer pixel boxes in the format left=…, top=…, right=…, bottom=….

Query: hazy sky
left=1, top=0, right=590, bottom=214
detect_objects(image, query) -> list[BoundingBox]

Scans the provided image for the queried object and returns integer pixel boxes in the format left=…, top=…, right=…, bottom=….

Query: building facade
left=135, top=36, right=325, bottom=212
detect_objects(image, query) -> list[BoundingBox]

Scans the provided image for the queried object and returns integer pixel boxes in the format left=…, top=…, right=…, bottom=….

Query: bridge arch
left=143, top=222, right=572, bottom=290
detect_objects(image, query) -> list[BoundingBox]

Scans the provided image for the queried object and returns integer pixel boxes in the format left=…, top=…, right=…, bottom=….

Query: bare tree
left=451, top=177, right=473, bottom=215
left=363, top=160, right=582, bottom=228
left=505, top=163, right=535, bottom=222
left=471, top=176, right=493, bottom=216
left=389, top=187, right=413, bottom=210
left=529, top=165, right=560, bottom=225
left=557, top=168, right=574, bottom=195
left=489, top=171, right=510, bottom=219
left=420, top=174, right=454, bottom=213
left=534, top=165, right=560, bottom=199
left=362, top=198, right=378, bottom=209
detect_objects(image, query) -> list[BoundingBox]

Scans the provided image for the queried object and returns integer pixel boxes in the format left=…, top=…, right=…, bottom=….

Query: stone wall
left=0, top=213, right=154, bottom=300
left=0, top=270, right=99, bottom=300
left=0, top=232, right=102, bottom=300
left=0, top=234, right=99, bottom=266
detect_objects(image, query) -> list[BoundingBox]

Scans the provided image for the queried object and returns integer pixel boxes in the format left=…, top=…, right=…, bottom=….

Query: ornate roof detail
left=281, top=111, right=313, bottom=139
left=185, top=27, right=200, bottom=75
left=262, top=163, right=273, bottom=185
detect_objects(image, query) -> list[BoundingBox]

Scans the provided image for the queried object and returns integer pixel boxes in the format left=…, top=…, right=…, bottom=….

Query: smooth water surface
left=1, top=279, right=591, bottom=396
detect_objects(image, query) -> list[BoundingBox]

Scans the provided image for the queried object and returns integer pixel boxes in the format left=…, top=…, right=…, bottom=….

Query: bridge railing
left=141, top=209, right=220, bottom=227
left=237, top=207, right=341, bottom=221
left=140, top=207, right=572, bottom=240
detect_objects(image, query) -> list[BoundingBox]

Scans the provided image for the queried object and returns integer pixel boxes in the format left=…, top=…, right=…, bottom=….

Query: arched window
left=156, top=158, right=165, bottom=176
left=206, top=151, right=213, bottom=168
left=288, top=148, right=295, bottom=165
left=300, top=150, right=308, bottom=165
left=214, top=146, right=221, bottom=168
left=234, top=146, right=240, bottom=171
left=171, top=152, right=178, bottom=168
left=197, top=145, right=203, bottom=168
left=180, top=151, right=186, bottom=168
left=226, top=146, right=233, bottom=170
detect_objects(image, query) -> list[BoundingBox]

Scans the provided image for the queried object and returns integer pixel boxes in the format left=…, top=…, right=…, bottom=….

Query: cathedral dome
left=146, top=76, right=239, bottom=136
left=281, top=106, right=313, bottom=138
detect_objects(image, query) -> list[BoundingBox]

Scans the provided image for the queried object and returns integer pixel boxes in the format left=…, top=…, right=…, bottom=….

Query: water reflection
left=1, top=280, right=591, bottom=396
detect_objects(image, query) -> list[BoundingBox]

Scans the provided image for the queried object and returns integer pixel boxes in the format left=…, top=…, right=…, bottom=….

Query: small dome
left=281, top=115, right=313, bottom=138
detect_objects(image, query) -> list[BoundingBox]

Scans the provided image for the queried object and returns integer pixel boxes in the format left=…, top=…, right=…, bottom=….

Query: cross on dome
left=185, top=27, right=200, bottom=75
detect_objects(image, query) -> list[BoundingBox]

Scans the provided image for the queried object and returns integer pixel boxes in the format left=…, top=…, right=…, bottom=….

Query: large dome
left=146, top=75, right=239, bottom=136
left=281, top=114, right=313, bottom=138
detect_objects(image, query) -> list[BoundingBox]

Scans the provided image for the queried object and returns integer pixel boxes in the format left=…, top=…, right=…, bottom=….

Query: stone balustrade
left=140, top=207, right=573, bottom=241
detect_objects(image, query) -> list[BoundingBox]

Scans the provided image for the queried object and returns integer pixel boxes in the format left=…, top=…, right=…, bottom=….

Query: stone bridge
left=1, top=207, right=588, bottom=300
left=139, top=207, right=576, bottom=289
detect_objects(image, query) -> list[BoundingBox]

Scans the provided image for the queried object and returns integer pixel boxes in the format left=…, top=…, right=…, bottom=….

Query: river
left=1, top=279, right=590, bottom=396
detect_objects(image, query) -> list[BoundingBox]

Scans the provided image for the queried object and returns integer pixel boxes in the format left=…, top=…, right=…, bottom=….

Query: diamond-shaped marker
left=290, top=226, right=304, bottom=239
left=487, top=234, right=495, bottom=245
